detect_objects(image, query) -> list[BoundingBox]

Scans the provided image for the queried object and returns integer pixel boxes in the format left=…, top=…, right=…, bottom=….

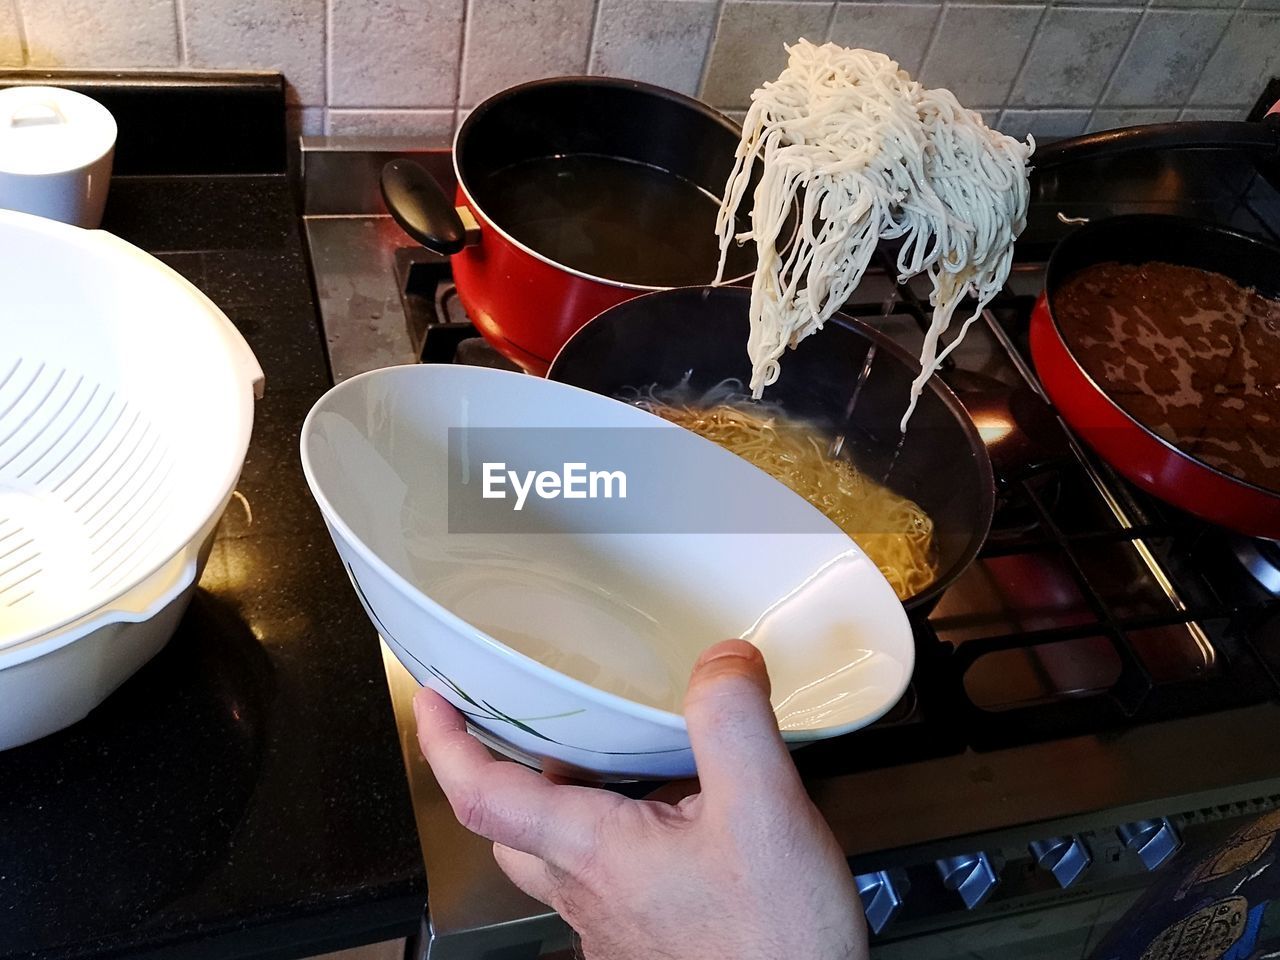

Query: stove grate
left=396, top=243, right=1280, bottom=773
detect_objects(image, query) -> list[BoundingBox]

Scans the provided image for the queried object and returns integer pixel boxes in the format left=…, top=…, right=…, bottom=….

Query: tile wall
left=2, top=0, right=1277, bottom=141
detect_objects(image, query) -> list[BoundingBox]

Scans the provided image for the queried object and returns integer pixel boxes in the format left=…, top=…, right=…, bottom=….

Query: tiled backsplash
left=2, top=0, right=1277, bottom=141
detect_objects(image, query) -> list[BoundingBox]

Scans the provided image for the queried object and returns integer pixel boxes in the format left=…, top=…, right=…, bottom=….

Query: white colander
left=0, top=209, right=262, bottom=747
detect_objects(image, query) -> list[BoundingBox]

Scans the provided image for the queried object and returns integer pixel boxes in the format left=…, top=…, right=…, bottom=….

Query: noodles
left=714, top=40, right=1033, bottom=429
left=636, top=396, right=936, bottom=599
left=624, top=383, right=937, bottom=600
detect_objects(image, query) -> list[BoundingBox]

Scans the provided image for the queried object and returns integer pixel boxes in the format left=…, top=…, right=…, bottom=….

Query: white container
left=0, top=86, right=117, bottom=228
left=301, top=364, right=914, bottom=780
left=0, top=209, right=263, bottom=750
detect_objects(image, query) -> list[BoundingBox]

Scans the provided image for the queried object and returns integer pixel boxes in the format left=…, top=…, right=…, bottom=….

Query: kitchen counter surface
left=0, top=173, right=426, bottom=960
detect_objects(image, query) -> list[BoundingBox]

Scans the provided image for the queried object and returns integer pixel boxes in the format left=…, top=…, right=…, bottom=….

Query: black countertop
left=0, top=174, right=426, bottom=960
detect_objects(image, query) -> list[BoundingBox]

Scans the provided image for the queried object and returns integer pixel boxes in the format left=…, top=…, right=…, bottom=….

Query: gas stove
left=300, top=137, right=1280, bottom=959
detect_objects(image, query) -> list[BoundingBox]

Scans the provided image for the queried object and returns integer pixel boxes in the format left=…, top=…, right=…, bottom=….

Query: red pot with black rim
left=1029, top=213, right=1280, bottom=538
left=379, top=77, right=760, bottom=375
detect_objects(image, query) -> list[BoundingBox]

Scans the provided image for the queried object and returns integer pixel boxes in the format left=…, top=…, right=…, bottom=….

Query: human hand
left=413, top=639, right=868, bottom=960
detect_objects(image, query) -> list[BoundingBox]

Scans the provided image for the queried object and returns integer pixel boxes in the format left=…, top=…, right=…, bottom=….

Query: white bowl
left=301, top=364, right=913, bottom=779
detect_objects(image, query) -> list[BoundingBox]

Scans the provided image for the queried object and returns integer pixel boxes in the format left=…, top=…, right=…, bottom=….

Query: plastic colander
left=0, top=209, right=262, bottom=747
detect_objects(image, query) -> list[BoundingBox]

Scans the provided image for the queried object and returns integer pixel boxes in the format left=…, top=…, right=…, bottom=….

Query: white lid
left=0, top=86, right=117, bottom=176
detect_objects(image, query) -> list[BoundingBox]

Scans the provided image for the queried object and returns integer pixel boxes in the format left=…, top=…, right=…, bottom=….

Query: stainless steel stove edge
left=300, top=137, right=455, bottom=218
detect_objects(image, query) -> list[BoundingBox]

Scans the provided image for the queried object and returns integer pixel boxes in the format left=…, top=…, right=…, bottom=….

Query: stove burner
left=1233, top=536, right=1280, bottom=595
left=942, top=368, right=1070, bottom=482
left=394, top=248, right=518, bottom=369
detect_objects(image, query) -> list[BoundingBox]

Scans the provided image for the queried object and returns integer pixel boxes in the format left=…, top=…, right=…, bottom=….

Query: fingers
left=642, top=777, right=700, bottom=806
left=492, top=842, right=561, bottom=907
left=414, top=686, right=612, bottom=867
left=682, top=640, right=803, bottom=807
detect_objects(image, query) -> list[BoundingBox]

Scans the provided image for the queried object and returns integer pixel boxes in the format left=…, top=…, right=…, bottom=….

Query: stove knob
left=853, top=869, right=909, bottom=935
left=1029, top=836, right=1092, bottom=888
left=1117, top=818, right=1182, bottom=871
left=936, top=853, right=999, bottom=910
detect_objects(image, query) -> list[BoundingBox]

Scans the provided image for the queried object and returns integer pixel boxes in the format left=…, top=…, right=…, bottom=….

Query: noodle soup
left=625, top=385, right=937, bottom=601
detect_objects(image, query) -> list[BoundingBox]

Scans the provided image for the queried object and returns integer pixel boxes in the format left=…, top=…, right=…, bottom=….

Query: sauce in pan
left=1056, top=261, right=1280, bottom=492
left=476, top=153, right=756, bottom=287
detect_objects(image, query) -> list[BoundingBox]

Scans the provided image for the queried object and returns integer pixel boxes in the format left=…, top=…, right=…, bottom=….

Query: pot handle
left=381, top=159, right=477, bottom=255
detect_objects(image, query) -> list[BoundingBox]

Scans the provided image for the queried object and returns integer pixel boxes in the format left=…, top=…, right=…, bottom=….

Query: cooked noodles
left=714, top=40, right=1033, bottom=429
left=624, top=382, right=937, bottom=600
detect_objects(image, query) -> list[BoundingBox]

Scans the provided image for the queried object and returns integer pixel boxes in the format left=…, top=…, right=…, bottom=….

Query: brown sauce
left=1055, top=261, right=1280, bottom=492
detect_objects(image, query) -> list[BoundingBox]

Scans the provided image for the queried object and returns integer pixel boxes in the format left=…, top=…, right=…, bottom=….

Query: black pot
left=1034, top=111, right=1280, bottom=169
left=548, top=286, right=995, bottom=615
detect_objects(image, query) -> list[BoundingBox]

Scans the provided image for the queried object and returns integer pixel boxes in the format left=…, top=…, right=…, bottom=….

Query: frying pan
left=1030, top=214, right=1280, bottom=538
left=1034, top=105, right=1280, bottom=169
left=548, top=286, right=996, bottom=615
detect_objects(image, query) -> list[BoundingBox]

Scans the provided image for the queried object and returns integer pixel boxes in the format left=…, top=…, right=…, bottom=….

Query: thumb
left=682, top=639, right=803, bottom=806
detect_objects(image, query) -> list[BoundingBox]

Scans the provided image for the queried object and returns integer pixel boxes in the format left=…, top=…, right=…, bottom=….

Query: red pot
left=1029, top=214, right=1280, bottom=538
left=381, top=78, right=756, bottom=375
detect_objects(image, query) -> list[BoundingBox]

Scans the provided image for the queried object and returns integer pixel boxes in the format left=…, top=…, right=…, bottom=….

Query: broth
left=475, top=154, right=756, bottom=286
left=627, top=391, right=938, bottom=601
